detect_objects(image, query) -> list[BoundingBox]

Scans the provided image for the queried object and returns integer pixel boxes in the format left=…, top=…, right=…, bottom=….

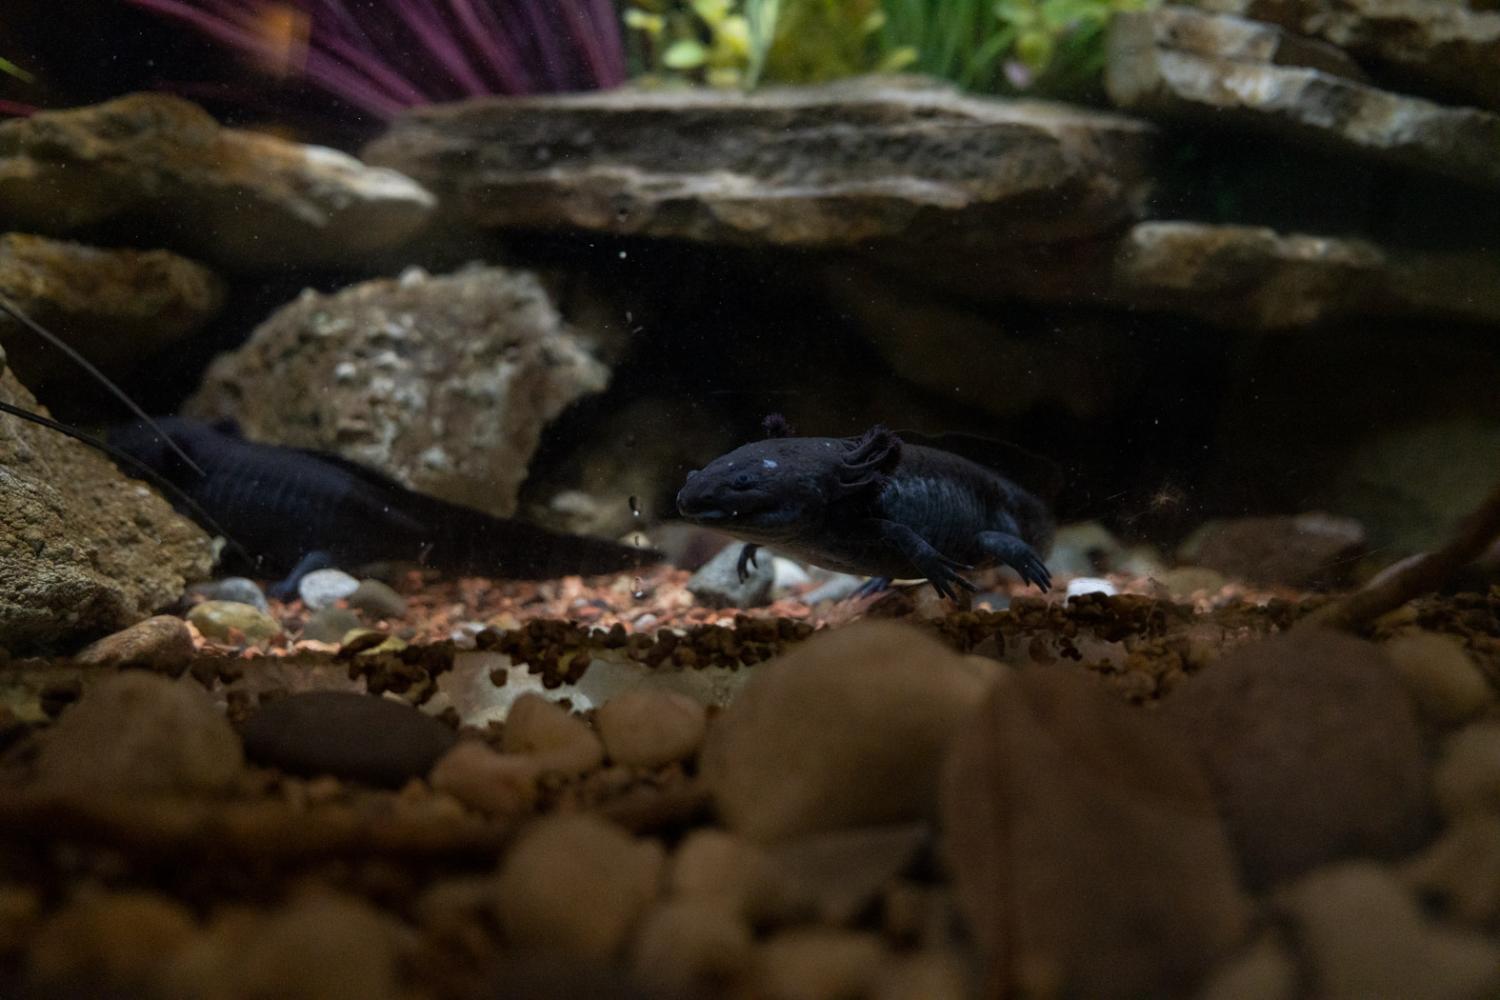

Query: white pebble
left=297, top=568, right=360, bottom=610
left=1066, top=577, right=1117, bottom=598
left=598, top=690, right=708, bottom=768
left=1386, top=632, right=1490, bottom=724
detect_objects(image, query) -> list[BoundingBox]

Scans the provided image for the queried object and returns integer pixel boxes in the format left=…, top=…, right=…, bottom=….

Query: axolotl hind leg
left=868, top=519, right=977, bottom=601
left=976, top=531, right=1052, bottom=591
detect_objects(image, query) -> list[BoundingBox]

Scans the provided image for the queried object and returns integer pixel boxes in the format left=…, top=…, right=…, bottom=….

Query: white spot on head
left=762, top=458, right=778, bottom=469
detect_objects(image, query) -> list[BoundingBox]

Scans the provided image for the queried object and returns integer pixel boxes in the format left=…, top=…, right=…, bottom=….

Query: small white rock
left=495, top=814, right=665, bottom=962
left=1433, top=721, right=1500, bottom=820
left=297, top=568, right=360, bottom=610
left=501, top=693, right=605, bottom=776
left=1066, top=577, right=1117, bottom=598
left=597, top=690, right=708, bottom=768
left=1386, top=632, right=1490, bottom=724
left=631, top=898, right=754, bottom=994
left=428, top=741, right=540, bottom=818
left=772, top=557, right=812, bottom=594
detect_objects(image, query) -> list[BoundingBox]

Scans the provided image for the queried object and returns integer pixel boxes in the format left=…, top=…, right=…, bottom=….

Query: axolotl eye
left=730, top=472, right=754, bottom=490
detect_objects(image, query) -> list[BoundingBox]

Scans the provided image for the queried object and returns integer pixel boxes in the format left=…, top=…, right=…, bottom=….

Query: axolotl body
left=675, top=421, right=1054, bottom=599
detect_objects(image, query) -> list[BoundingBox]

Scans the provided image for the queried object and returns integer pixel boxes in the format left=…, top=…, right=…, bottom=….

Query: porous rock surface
left=0, top=233, right=223, bottom=399
left=0, top=365, right=213, bottom=652
left=1194, top=0, right=1500, bottom=112
left=186, top=265, right=609, bottom=518
left=364, top=77, right=1156, bottom=249
left=0, top=93, right=434, bottom=270
left=1107, top=6, right=1500, bottom=190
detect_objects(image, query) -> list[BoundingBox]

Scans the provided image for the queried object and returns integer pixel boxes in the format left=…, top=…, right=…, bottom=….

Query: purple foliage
left=124, top=0, right=627, bottom=119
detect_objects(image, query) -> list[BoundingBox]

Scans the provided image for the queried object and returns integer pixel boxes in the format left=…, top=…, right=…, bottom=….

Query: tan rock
left=0, top=367, right=213, bottom=652
left=597, top=689, right=708, bottom=767
left=35, top=671, right=243, bottom=798
left=0, top=93, right=434, bottom=269
left=945, top=668, right=1249, bottom=1000
left=1277, top=862, right=1500, bottom=1000
left=496, top=814, right=664, bottom=962
left=700, top=621, right=992, bottom=842
left=1385, top=631, right=1491, bottom=724
left=631, top=898, right=754, bottom=994
left=74, top=614, right=195, bottom=673
left=502, top=693, right=605, bottom=776
left=751, top=929, right=886, bottom=1000
left=1402, top=814, right=1500, bottom=926
left=1433, top=721, right=1500, bottom=819
left=29, top=891, right=197, bottom=990
left=1167, top=629, right=1429, bottom=886
left=669, top=829, right=800, bottom=926
left=186, top=265, right=608, bottom=518
left=187, top=600, right=282, bottom=645
left=429, top=740, right=540, bottom=818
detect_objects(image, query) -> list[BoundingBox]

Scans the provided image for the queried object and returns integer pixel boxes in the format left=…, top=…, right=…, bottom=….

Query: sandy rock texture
left=186, top=265, right=609, bottom=518
left=0, top=93, right=434, bottom=270
left=0, top=365, right=213, bottom=652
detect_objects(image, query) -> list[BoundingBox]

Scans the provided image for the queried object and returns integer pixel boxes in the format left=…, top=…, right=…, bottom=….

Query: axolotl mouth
left=674, top=467, right=805, bottom=535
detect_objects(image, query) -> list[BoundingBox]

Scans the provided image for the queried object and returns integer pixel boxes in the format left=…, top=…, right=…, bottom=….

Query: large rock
left=942, top=669, right=1249, bottom=999
left=1195, top=0, right=1500, bottom=113
left=699, top=621, right=994, bottom=842
left=896, top=221, right=1500, bottom=331
left=1176, top=512, right=1366, bottom=589
left=1167, top=630, right=1429, bottom=887
left=1107, top=6, right=1500, bottom=190
left=0, top=233, right=223, bottom=402
left=186, top=265, right=609, bottom=518
left=0, top=93, right=434, bottom=270
left=0, top=365, right=214, bottom=652
left=365, top=77, right=1155, bottom=249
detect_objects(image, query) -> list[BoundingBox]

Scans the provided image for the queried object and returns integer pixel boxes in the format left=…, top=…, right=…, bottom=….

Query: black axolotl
left=107, top=417, right=658, bottom=596
left=675, top=418, right=1054, bottom=599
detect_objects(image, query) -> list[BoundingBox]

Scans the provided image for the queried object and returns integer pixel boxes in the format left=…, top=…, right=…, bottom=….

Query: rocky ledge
left=363, top=77, right=1156, bottom=249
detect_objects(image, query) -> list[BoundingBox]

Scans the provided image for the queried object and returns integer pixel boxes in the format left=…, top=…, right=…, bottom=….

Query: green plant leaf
left=0, top=56, right=33, bottom=83
left=662, top=38, right=710, bottom=68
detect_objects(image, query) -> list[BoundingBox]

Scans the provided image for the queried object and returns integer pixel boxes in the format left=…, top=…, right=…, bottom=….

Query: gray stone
left=348, top=579, right=407, bottom=619
left=1167, top=630, right=1429, bottom=887
left=0, top=368, right=214, bottom=653
left=300, top=606, right=362, bottom=645
left=700, top=622, right=993, bottom=841
left=687, top=541, right=775, bottom=610
left=0, top=233, right=223, bottom=404
left=0, top=93, right=434, bottom=270
left=297, top=568, right=360, bottom=611
left=943, top=668, right=1249, bottom=1000
left=1176, top=512, right=1366, bottom=589
left=365, top=77, right=1155, bottom=249
left=186, top=265, right=609, bottom=518
left=1277, top=862, right=1500, bottom=1000
left=186, top=600, right=281, bottom=645
left=241, top=690, right=458, bottom=787
left=187, top=577, right=268, bottom=614
left=1195, top=0, right=1500, bottom=113
left=35, top=672, right=243, bottom=797
left=1107, top=7, right=1500, bottom=190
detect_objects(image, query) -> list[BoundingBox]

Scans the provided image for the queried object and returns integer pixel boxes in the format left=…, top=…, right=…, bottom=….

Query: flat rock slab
left=0, top=366, right=214, bottom=653
left=1196, top=0, right=1500, bottom=113
left=1107, top=6, right=1500, bottom=190
left=0, top=233, right=223, bottom=401
left=0, top=93, right=435, bottom=271
left=903, top=220, right=1500, bottom=330
left=241, top=690, right=458, bottom=787
left=186, top=265, right=608, bottom=518
left=364, top=77, right=1156, bottom=249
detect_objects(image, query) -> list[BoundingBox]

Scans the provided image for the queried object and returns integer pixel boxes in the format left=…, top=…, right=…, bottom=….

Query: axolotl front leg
left=976, top=530, right=1052, bottom=592
left=735, top=543, right=761, bottom=583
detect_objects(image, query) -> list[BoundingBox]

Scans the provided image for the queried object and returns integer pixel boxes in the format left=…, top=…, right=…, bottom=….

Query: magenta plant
left=125, top=0, right=628, bottom=119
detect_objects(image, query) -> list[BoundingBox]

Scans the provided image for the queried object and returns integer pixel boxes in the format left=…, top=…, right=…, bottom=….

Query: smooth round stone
left=297, top=568, right=360, bottom=611
left=187, top=600, right=281, bottom=644
left=241, top=691, right=458, bottom=787
left=187, top=577, right=270, bottom=613
left=1066, top=577, right=1118, bottom=598
left=348, top=579, right=408, bottom=619
left=301, top=607, right=363, bottom=645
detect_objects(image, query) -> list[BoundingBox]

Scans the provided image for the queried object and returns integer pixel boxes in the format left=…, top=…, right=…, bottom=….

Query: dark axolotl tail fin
left=409, top=492, right=661, bottom=579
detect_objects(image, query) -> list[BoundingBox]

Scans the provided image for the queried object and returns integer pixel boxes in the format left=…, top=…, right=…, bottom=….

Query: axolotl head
left=675, top=437, right=842, bottom=544
left=676, top=424, right=902, bottom=545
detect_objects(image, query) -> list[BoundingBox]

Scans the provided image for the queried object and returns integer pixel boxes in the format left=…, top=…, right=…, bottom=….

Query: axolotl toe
left=676, top=420, right=1054, bottom=600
